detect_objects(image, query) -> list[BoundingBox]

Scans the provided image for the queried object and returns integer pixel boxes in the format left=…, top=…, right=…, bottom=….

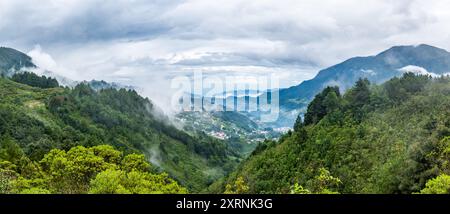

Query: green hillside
left=223, top=73, right=450, bottom=194
left=0, top=74, right=239, bottom=193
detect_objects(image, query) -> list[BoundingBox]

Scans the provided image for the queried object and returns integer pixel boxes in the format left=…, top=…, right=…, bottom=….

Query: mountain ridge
left=0, top=47, right=36, bottom=76
left=267, top=44, right=450, bottom=127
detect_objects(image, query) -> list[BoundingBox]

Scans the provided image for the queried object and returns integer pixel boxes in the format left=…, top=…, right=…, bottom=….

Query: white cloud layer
left=2, top=0, right=450, bottom=110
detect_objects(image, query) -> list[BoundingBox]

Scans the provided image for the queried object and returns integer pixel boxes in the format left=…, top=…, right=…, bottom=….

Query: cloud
left=398, top=65, right=440, bottom=77
left=2, top=0, right=450, bottom=113
left=0, top=0, right=177, bottom=46
left=27, top=45, right=80, bottom=79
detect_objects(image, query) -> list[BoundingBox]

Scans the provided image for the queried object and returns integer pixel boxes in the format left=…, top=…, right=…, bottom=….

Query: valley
left=1, top=44, right=450, bottom=194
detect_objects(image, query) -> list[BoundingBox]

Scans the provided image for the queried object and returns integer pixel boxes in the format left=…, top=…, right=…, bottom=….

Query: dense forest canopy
left=2, top=69, right=450, bottom=194
left=0, top=75, right=240, bottom=193
left=11, top=72, right=59, bottom=89
left=221, top=73, right=450, bottom=194
left=0, top=144, right=187, bottom=194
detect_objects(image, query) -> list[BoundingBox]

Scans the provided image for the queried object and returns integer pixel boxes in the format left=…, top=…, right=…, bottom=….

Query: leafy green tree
left=19, top=187, right=51, bottom=194
left=344, top=78, right=371, bottom=122
left=92, top=145, right=122, bottom=165
left=225, top=176, right=249, bottom=194
left=291, top=168, right=341, bottom=194
left=11, top=72, right=59, bottom=88
left=346, top=78, right=371, bottom=108
left=309, top=168, right=341, bottom=194
left=304, top=86, right=341, bottom=125
left=0, top=136, right=24, bottom=163
left=121, top=154, right=151, bottom=172
left=226, top=74, right=450, bottom=194
left=5, top=145, right=188, bottom=194
left=0, top=169, right=17, bottom=193
left=89, top=169, right=187, bottom=194
left=420, top=174, right=450, bottom=194
left=39, top=146, right=113, bottom=193
left=88, top=169, right=129, bottom=194
left=293, top=114, right=306, bottom=132
left=290, top=183, right=310, bottom=194
left=384, top=73, right=430, bottom=103
left=1, top=74, right=238, bottom=192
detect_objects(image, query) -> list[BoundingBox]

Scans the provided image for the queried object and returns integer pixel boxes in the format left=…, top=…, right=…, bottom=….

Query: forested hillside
left=3, top=48, right=450, bottom=194
left=0, top=73, right=240, bottom=193
left=223, top=73, right=450, bottom=194
left=258, top=44, right=450, bottom=128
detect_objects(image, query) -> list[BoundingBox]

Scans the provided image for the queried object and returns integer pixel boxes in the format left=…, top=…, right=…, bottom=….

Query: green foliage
left=0, top=136, right=24, bottom=163
left=2, top=145, right=187, bottom=194
left=0, top=76, right=239, bottom=192
left=304, top=86, right=341, bottom=125
left=384, top=73, right=431, bottom=103
left=420, top=174, right=450, bottom=194
left=345, top=78, right=371, bottom=109
left=88, top=169, right=129, bottom=194
left=0, top=169, right=17, bottom=193
left=309, top=168, right=341, bottom=194
left=121, top=154, right=151, bottom=172
left=19, top=187, right=51, bottom=194
left=224, top=176, right=249, bottom=194
left=344, top=78, right=371, bottom=122
left=89, top=169, right=187, bottom=194
left=225, top=73, right=450, bottom=194
left=290, top=168, right=341, bottom=194
left=290, top=183, right=310, bottom=194
left=11, top=72, right=59, bottom=89
left=39, top=146, right=115, bottom=193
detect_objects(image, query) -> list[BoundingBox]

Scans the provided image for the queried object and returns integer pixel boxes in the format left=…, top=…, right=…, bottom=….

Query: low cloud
left=2, top=0, right=450, bottom=114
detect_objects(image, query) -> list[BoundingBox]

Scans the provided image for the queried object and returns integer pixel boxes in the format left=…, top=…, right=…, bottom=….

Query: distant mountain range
left=3, top=44, right=450, bottom=130
left=177, top=44, right=450, bottom=134
left=261, top=44, right=450, bottom=127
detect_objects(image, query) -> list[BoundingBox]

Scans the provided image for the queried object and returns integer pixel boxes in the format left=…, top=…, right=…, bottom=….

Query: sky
left=1, top=0, right=450, bottom=109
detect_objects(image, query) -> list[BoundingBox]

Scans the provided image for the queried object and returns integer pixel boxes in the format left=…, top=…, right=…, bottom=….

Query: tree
left=291, top=168, right=341, bottom=194
left=346, top=78, right=370, bottom=109
left=89, top=169, right=187, bottom=194
left=309, top=168, right=341, bottom=194
left=7, top=145, right=188, bottom=194
left=384, top=73, right=430, bottom=103
left=11, top=72, right=59, bottom=88
left=0, top=136, right=24, bottom=163
left=293, top=115, right=304, bottom=132
left=290, top=183, right=310, bottom=194
left=88, top=169, right=129, bottom=194
left=19, top=187, right=51, bottom=194
left=92, top=145, right=122, bottom=165
left=344, top=78, right=371, bottom=122
left=304, top=86, right=341, bottom=125
left=225, top=176, right=249, bottom=194
left=121, top=154, right=151, bottom=172
left=420, top=174, right=450, bottom=194
left=39, top=146, right=112, bottom=193
left=0, top=169, right=17, bottom=193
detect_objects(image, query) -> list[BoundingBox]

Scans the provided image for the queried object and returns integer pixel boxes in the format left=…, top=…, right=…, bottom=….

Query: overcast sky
left=1, top=0, right=450, bottom=108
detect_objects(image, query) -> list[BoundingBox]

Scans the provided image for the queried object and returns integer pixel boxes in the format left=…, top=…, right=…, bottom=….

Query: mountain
left=0, top=47, right=137, bottom=91
left=179, top=44, right=450, bottom=142
left=0, top=48, right=242, bottom=192
left=221, top=73, right=450, bottom=194
left=83, top=80, right=136, bottom=91
left=269, top=44, right=450, bottom=127
left=0, top=47, right=36, bottom=76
